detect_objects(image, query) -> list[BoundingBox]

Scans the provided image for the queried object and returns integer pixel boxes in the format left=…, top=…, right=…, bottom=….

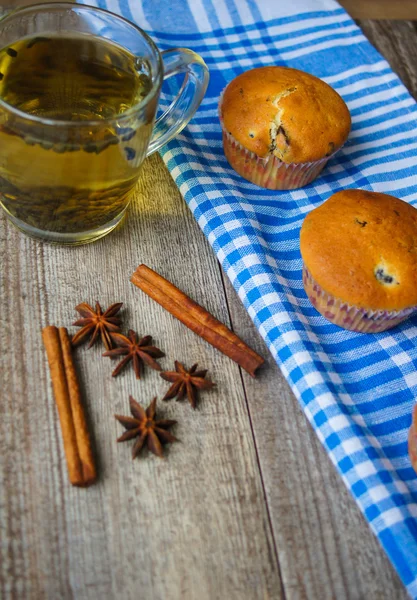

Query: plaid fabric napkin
left=84, top=0, right=417, bottom=595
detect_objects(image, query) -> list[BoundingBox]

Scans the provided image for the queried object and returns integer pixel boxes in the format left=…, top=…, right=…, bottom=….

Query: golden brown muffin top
left=220, top=66, right=351, bottom=164
left=300, top=189, right=417, bottom=311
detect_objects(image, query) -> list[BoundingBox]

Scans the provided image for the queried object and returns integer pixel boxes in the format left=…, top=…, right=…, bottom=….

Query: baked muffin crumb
left=300, top=189, right=417, bottom=332
left=221, top=66, right=351, bottom=164
left=219, top=66, right=351, bottom=190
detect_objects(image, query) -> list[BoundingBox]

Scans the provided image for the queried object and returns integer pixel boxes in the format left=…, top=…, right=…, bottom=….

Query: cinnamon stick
left=42, top=326, right=96, bottom=487
left=130, top=264, right=264, bottom=377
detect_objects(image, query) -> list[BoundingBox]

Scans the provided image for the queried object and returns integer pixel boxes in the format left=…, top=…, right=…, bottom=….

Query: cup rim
left=0, top=2, right=163, bottom=127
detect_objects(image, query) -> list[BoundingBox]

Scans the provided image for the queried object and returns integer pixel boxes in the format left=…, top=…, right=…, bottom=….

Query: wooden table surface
left=1, top=4, right=416, bottom=600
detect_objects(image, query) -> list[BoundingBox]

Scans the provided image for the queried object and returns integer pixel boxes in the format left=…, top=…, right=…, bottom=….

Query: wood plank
left=220, top=15, right=417, bottom=600
left=358, top=19, right=417, bottom=99
left=339, top=0, right=417, bottom=21
left=5, top=0, right=72, bottom=6
left=0, top=155, right=282, bottom=599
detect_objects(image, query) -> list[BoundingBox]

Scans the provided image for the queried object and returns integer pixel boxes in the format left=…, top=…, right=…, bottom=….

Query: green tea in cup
left=0, top=34, right=153, bottom=238
left=0, top=4, right=208, bottom=244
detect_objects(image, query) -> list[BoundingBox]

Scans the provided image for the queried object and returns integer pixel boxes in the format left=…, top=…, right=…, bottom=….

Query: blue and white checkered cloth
left=84, top=0, right=417, bottom=595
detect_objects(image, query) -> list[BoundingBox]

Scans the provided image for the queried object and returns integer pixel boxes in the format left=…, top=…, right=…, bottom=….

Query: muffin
left=300, top=189, right=417, bottom=333
left=219, top=66, right=351, bottom=190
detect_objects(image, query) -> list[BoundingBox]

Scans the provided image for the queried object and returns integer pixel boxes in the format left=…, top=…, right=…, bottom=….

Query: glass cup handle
left=146, top=48, right=209, bottom=156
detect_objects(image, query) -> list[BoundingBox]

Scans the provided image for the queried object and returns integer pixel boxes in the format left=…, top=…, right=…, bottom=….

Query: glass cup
left=0, top=3, right=209, bottom=244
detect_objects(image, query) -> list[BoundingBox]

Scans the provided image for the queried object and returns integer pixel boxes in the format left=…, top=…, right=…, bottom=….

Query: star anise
left=160, top=361, right=215, bottom=409
left=103, top=330, right=165, bottom=378
left=71, top=302, right=123, bottom=351
left=115, top=396, right=178, bottom=458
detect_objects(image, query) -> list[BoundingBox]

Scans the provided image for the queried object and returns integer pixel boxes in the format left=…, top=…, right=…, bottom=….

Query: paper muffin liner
left=218, top=92, right=339, bottom=190
left=303, top=264, right=417, bottom=333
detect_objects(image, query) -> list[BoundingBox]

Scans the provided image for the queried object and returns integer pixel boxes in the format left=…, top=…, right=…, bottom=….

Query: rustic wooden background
left=1, top=2, right=416, bottom=599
